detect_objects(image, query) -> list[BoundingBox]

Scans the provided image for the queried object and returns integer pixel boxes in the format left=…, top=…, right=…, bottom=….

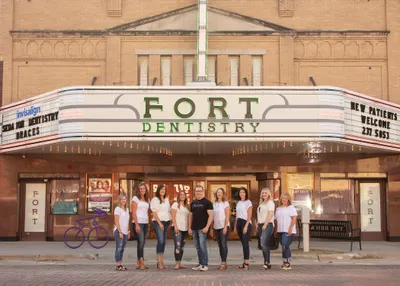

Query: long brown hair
left=214, top=187, right=227, bottom=202
left=155, top=184, right=167, bottom=203
left=177, top=190, right=188, bottom=209
left=136, top=182, right=149, bottom=202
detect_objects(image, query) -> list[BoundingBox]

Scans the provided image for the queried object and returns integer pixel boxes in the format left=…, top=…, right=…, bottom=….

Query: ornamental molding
left=13, top=39, right=107, bottom=60
left=294, top=39, right=387, bottom=60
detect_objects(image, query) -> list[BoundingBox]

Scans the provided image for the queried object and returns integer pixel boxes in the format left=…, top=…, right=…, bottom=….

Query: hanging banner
left=360, top=183, right=381, bottom=232
left=24, top=183, right=46, bottom=232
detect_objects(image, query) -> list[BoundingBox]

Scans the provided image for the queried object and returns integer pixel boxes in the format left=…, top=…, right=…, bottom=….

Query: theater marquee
left=0, top=86, right=399, bottom=153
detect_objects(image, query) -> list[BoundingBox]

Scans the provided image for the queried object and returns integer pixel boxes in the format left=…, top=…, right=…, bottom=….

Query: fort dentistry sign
left=141, top=97, right=263, bottom=133
left=0, top=86, right=399, bottom=152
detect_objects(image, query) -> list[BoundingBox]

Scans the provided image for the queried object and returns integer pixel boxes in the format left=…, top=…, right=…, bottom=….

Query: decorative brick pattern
left=107, top=0, right=123, bottom=17
left=278, top=0, right=295, bottom=17
left=0, top=61, right=3, bottom=107
left=294, top=39, right=387, bottom=60
left=13, top=39, right=107, bottom=59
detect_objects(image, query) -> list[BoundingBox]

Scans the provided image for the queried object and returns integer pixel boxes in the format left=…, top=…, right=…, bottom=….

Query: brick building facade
left=0, top=0, right=400, bottom=242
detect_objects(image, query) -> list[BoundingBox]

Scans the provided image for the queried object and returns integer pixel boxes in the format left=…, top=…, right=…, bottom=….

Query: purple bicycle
left=64, top=208, right=109, bottom=249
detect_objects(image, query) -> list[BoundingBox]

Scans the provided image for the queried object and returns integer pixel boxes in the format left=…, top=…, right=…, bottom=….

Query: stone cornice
left=10, top=30, right=389, bottom=38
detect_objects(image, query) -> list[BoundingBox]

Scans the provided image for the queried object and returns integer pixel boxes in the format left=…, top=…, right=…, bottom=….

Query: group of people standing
left=113, top=183, right=298, bottom=271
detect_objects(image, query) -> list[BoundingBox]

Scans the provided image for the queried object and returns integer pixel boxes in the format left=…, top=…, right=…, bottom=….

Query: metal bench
left=297, top=219, right=362, bottom=252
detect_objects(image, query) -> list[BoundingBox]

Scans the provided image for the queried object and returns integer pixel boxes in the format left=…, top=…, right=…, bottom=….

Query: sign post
left=301, top=206, right=310, bottom=252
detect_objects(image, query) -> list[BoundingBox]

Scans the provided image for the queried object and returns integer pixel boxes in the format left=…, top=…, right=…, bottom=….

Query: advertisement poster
left=87, top=174, right=113, bottom=213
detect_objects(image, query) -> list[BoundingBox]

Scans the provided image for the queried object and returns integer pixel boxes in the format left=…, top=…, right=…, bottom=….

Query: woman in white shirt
left=114, top=194, right=130, bottom=271
left=150, top=184, right=171, bottom=269
left=210, top=188, right=230, bottom=270
left=131, top=182, right=150, bottom=270
left=257, top=188, right=275, bottom=270
left=170, top=190, right=190, bottom=270
left=274, top=192, right=298, bottom=270
left=234, top=187, right=253, bottom=270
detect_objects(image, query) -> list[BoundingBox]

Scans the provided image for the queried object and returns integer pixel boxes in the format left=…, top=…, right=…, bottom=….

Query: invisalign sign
left=17, top=106, right=41, bottom=119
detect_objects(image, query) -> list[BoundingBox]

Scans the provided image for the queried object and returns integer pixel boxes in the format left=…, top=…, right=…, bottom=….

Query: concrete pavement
left=0, top=239, right=399, bottom=266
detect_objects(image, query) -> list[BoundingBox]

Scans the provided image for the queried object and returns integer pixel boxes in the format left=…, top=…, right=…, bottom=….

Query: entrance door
left=20, top=182, right=47, bottom=240
left=359, top=181, right=387, bottom=240
left=148, top=181, right=194, bottom=238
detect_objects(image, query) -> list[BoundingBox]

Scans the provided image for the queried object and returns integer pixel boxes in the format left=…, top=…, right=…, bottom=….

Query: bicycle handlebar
left=92, top=208, right=108, bottom=219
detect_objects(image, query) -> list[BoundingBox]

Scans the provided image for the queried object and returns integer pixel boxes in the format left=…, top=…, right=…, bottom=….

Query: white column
left=301, top=206, right=310, bottom=252
left=197, top=0, right=208, bottom=81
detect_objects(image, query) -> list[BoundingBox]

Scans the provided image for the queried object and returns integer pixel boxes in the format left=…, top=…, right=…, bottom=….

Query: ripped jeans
left=113, top=229, right=128, bottom=263
left=172, top=227, right=188, bottom=262
left=278, top=232, right=296, bottom=262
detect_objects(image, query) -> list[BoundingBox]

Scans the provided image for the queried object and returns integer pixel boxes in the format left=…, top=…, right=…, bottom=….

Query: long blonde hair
left=259, top=188, right=272, bottom=205
left=279, top=192, right=292, bottom=206
left=117, top=194, right=128, bottom=210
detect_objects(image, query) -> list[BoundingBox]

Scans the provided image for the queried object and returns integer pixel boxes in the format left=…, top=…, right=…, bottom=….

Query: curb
left=0, top=254, right=98, bottom=261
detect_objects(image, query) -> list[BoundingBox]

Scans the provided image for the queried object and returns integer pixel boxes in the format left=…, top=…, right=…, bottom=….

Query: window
left=138, top=56, right=149, bottom=86
left=184, top=56, right=195, bottom=85
left=286, top=173, right=314, bottom=210
left=252, top=56, right=262, bottom=86
left=208, top=56, right=217, bottom=84
left=320, top=179, right=355, bottom=214
left=229, top=56, right=240, bottom=86
left=50, top=180, right=80, bottom=214
left=161, top=56, right=171, bottom=86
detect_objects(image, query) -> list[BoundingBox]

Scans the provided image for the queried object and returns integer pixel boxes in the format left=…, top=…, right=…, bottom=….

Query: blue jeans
left=278, top=232, right=296, bottom=261
left=258, top=223, right=273, bottom=264
left=172, top=227, right=188, bottom=262
left=192, top=229, right=208, bottom=266
left=113, top=229, right=128, bottom=263
left=132, top=223, right=148, bottom=260
left=214, top=226, right=229, bottom=262
left=236, top=218, right=252, bottom=260
left=153, top=221, right=170, bottom=254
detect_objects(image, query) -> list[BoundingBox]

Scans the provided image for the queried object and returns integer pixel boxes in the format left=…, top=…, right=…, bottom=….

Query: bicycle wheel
left=87, top=226, right=109, bottom=249
left=64, top=226, right=85, bottom=249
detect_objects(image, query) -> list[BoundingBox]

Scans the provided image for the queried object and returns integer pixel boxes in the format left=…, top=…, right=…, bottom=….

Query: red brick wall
left=0, top=61, right=3, bottom=107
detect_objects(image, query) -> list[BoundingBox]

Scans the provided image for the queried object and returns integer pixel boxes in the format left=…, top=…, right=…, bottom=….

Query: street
left=0, top=262, right=399, bottom=286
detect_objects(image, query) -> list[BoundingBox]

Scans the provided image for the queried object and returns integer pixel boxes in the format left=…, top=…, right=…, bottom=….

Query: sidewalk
left=1, top=239, right=399, bottom=265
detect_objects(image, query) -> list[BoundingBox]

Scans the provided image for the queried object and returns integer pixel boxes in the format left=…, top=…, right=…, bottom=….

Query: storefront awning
left=0, top=86, right=399, bottom=154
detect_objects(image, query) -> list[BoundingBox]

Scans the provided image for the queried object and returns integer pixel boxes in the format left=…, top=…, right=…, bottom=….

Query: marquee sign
left=0, top=97, right=59, bottom=146
left=0, top=86, right=399, bottom=153
left=344, top=95, right=399, bottom=145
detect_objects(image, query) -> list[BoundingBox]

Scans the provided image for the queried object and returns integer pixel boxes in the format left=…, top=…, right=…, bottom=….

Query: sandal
left=120, top=265, right=127, bottom=271
left=237, top=263, right=249, bottom=270
left=218, top=263, right=227, bottom=270
left=262, top=263, right=271, bottom=270
left=281, top=262, right=291, bottom=270
left=116, top=265, right=123, bottom=271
